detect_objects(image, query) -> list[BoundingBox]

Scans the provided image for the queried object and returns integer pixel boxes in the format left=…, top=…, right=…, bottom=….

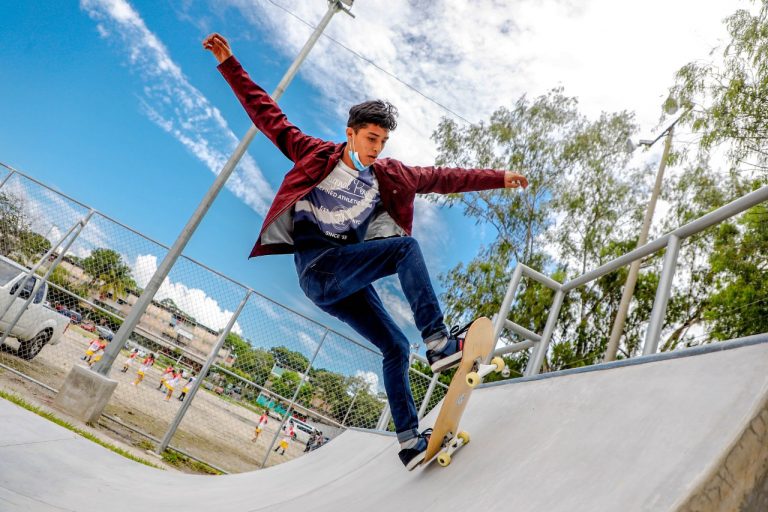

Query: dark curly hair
left=347, top=100, right=398, bottom=131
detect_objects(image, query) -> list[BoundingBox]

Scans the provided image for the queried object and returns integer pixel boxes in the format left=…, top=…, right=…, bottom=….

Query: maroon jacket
left=217, top=56, right=506, bottom=258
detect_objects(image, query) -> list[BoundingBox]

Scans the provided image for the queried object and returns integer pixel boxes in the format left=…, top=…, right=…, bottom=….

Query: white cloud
left=133, top=253, right=244, bottom=334
left=353, top=370, right=380, bottom=395
left=80, top=0, right=274, bottom=215
left=373, top=277, right=416, bottom=333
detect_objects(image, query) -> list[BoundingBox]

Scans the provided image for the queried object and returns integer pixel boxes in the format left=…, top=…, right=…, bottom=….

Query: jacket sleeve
left=412, top=164, right=506, bottom=194
left=217, top=56, right=324, bottom=163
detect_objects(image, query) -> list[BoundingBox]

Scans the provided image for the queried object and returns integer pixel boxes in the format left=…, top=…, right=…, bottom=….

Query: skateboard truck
left=465, top=357, right=506, bottom=388
left=437, top=431, right=470, bottom=467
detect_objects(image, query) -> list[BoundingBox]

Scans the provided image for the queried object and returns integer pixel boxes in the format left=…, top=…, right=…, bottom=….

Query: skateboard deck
left=422, top=317, right=501, bottom=468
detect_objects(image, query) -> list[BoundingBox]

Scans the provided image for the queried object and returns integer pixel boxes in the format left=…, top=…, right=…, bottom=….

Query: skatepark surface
left=1, top=334, right=767, bottom=512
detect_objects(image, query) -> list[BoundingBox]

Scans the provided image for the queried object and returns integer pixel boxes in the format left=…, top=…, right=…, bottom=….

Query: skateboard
left=421, top=317, right=505, bottom=468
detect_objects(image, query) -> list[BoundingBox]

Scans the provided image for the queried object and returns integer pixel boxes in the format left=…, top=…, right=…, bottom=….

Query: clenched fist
left=203, top=33, right=233, bottom=64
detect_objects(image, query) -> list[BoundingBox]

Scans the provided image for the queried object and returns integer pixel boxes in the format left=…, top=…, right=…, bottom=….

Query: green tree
left=224, top=333, right=275, bottom=386
left=433, top=90, right=652, bottom=372
left=81, top=248, right=136, bottom=300
left=705, top=203, right=768, bottom=339
left=0, top=192, right=27, bottom=257
left=18, top=231, right=52, bottom=259
left=269, top=346, right=310, bottom=373
left=670, top=2, right=768, bottom=177
left=270, top=370, right=311, bottom=404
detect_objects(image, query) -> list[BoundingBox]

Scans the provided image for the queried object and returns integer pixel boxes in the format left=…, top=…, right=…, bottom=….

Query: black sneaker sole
left=429, top=351, right=463, bottom=373
left=405, top=451, right=426, bottom=471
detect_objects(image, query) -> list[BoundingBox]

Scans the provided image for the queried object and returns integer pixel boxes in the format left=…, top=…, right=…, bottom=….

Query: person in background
left=163, top=368, right=182, bottom=401
left=177, top=374, right=196, bottom=402
left=274, top=420, right=295, bottom=456
left=132, top=353, right=156, bottom=386
left=157, top=365, right=174, bottom=391
left=87, top=337, right=108, bottom=368
left=121, top=348, right=139, bottom=373
left=82, top=337, right=103, bottom=364
left=252, top=410, right=269, bottom=442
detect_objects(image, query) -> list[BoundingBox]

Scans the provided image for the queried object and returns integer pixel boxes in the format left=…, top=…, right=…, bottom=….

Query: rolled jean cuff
left=423, top=329, right=448, bottom=344
left=396, top=428, right=420, bottom=443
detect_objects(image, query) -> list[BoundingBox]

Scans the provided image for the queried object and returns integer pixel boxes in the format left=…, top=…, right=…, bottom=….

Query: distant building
left=57, top=257, right=233, bottom=366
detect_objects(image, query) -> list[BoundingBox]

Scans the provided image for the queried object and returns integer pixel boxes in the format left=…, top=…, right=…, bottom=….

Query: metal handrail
left=493, top=184, right=768, bottom=375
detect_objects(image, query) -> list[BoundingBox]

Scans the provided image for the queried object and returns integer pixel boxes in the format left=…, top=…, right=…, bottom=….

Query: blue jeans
left=295, top=237, right=448, bottom=442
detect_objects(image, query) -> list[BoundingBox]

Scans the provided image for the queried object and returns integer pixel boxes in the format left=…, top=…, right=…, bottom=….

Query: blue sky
left=0, top=0, right=741, bottom=355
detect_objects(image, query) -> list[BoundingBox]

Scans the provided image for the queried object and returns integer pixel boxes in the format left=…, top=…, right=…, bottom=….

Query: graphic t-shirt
left=293, top=159, right=380, bottom=251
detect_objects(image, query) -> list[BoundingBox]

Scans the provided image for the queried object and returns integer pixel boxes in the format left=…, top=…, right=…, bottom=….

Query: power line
left=259, top=0, right=476, bottom=125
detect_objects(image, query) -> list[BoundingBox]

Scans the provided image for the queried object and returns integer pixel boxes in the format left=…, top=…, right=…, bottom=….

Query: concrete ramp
left=1, top=336, right=767, bottom=512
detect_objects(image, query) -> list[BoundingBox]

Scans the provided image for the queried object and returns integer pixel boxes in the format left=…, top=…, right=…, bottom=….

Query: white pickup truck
left=0, top=256, right=69, bottom=360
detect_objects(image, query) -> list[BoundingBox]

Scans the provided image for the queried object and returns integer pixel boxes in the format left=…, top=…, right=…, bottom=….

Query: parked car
left=290, top=418, right=318, bottom=443
left=0, top=256, right=69, bottom=360
left=95, top=325, right=114, bottom=340
left=56, top=308, right=82, bottom=324
left=81, top=322, right=96, bottom=333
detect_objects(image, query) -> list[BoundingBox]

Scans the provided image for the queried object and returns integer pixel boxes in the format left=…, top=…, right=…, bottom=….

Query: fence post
left=643, top=235, right=681, bottom=356
left=524, top=289, right=565, bottom=377
left=376, top=404, right=391, bottom=431
left=0, top=170, right=14, bottom=189
left=156, top=289, right=252, bottom=454
left=341, top=385, right=362, bottom=427
left=261, top=329, right=329, bottom=468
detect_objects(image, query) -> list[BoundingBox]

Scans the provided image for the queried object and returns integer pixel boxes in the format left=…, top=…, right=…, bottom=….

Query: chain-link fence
left=0, top=163, right=448, bottom=473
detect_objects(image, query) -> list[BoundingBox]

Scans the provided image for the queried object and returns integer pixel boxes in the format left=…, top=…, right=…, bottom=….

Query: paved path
left=1, top=335, right=767, bottom=511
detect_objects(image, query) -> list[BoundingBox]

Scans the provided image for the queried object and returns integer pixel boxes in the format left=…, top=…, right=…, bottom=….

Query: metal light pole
left=604, top=114, right=682, bottom=362
left=94, top=0, right=354, bottom=376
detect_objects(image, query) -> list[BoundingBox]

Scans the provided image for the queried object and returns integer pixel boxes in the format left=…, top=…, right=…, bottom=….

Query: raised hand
left=202, top=33, right=233, bottom=64
left=504, top=171, right=528, bottom=189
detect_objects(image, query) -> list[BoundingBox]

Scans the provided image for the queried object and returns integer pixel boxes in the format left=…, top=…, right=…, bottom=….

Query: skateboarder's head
left=344, top=100, right=398, bottom=169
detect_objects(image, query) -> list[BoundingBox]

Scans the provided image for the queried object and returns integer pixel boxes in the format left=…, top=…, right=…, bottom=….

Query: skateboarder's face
left=346, top=124, right=390, bottom=167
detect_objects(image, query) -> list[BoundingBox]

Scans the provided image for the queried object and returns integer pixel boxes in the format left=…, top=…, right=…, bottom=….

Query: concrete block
left=53, top=365, right=117, bottom=424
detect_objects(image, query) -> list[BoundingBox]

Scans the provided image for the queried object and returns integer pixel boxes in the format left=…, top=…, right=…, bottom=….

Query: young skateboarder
left=203, top=33, right=527, bottom=469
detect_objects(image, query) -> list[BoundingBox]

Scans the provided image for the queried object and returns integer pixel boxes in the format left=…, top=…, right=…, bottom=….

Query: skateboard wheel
left=491, top=356, right=505, bottom=373
left=466, top=372, right=480, bottom=388
left=457, top=431, right=470, bottom=445
left=437, top=452, right=452, bottom=467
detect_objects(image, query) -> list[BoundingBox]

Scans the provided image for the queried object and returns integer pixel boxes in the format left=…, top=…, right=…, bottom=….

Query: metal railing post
left=261, top=329, right=328, bottom=467
left=0, top=211, right=94, bottom=347
left=493, top=264, right=524, bottom=342
left=643, top=235, right=681, bottom=355
left=156, top=289, right=251, bottom=454
left=524, top=289, right=565, bottom=377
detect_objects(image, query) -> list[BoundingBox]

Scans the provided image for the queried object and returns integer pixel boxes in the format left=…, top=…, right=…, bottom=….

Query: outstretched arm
left=203, top=33, right=324, bottom=163
left=413, top=164, right=528, bottom=194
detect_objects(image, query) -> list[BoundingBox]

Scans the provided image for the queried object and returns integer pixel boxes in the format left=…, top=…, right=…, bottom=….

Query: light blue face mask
left=348, top=138, right=370, bottom=172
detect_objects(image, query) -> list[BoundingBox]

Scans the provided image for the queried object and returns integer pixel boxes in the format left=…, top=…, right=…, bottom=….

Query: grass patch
left=0, top=389, right=163, bottom=470
left=161, top=448, right=222, bottom=475
left=136, top=439, right=155, bottom=451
